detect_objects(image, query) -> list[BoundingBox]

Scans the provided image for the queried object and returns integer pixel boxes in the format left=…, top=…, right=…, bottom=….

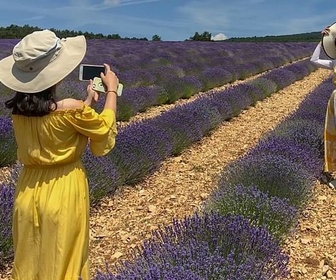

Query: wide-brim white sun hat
left=322, top=22, right=336, bottom=59
left=0, top=29, right=86, bottom=93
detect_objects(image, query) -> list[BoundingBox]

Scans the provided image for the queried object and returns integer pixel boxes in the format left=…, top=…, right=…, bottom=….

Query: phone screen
left=81, top=65, right=105, bottom=80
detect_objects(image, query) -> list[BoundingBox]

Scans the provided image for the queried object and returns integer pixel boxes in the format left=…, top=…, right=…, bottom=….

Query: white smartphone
left=79, top=64, right=105, bottom=81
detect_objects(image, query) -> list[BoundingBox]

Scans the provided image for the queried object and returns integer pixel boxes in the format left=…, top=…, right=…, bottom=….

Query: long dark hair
left=5, top=86, right=57, bottom=117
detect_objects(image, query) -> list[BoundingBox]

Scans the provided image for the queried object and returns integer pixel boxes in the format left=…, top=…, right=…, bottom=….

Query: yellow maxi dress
left=10, top=102, right=117, bottom=280
left=324, top=87, right=336, bottom=172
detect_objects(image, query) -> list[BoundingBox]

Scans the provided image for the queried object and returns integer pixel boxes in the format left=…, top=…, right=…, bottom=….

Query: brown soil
left=1, top=68, right=335, bottom=280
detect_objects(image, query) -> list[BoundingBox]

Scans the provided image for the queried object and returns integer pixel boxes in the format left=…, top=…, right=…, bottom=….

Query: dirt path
left=283, top=182, right=336, bottom=279
left=0, top=68, right=333, bottom=279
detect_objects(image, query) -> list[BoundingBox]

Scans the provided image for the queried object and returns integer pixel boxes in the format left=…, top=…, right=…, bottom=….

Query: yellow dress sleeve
left=65, top=103, right=117, bottom=156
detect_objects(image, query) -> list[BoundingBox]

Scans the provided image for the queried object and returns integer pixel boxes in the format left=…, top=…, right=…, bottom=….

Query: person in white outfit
left=311, top=24, right=336, bottom=189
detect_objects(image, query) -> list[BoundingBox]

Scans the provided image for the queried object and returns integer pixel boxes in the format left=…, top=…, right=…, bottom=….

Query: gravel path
left=0, top=68, right=333, bottom=279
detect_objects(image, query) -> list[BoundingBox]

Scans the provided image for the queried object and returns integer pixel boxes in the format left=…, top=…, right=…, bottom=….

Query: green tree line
left=225, top=32, right=321, bottom=42
left=0, top=24, right=322, bottom=42
left=0, top=24, right=161, bottom=41
left=187, top=31, right=321, bottom=42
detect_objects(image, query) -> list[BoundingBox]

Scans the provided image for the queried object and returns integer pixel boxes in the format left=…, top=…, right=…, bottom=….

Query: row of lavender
left=0, top=57, right=318, bottom=268
left=0, top=40, right=315, bottom=121
left=93, top=69, right=331, bottom=279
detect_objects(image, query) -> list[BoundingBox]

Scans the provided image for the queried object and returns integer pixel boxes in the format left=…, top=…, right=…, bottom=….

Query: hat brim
left=322, top=22, right=336, bottom=59
left=0, top=35, right=86, bottom=93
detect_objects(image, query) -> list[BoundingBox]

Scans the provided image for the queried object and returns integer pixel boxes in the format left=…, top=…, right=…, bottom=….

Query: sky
left=0, top=0, right=335, bottom=41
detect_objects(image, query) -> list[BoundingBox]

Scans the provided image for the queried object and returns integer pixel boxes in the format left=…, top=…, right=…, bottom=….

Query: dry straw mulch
left=1, top=68, right=335, bottom=280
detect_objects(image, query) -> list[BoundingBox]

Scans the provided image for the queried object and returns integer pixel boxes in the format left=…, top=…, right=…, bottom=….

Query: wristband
left=106, top=90, right=117, bottom=95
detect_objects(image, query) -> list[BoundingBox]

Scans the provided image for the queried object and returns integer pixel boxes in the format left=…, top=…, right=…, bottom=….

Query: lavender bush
left=289, top=79, right=332, bottom=124
left=162, top=76, right=204, bottom=103
left=95, top=213, right=288, bottom=279
left=214, top=85, right=253, bottom=117
left=0, top=184, right=14, bottom=269
left=0, top=85, right=13, bottom=116
left=199, top=67, right=234, bottom=91
left=270, top=119, right=323, bottom=155
left=220, top=154, right=313, bottom=207
left=0, top=117, right=16, bottom=167
left=203, top=185, right=298, bottom=241
left=246, top=77, right=277, bottom=99
left=247, top=136, right=323, bottom=176
left=119, top=69, right=156, bottom=88
left=82, top=148, right=119, bottom=205
left=109, top=122, right=173, bottom=185
left=0, top=162, right=21, bottom=268
left=148, top=100, right=222, bottom=155
left=117, top=86, right=168, bottom=121
left=263, top=68, right=297, bottom=90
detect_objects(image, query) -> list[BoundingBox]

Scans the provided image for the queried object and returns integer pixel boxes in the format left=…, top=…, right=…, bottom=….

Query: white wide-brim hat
left=0, top=29, right=86, bottom=93
left=322, top=22, right=336, bottom=59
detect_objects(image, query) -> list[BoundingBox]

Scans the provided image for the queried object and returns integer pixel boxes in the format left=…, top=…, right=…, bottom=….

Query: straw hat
left=322, top=22, right=336, bottom=59
left=0, top=29, right=86, bottom=93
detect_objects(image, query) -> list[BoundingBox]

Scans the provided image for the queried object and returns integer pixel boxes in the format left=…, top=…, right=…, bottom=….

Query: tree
left=152, top=34, right=161, bottom=41
left=107, top=34, right=121, bottom=39
left=189, top=31, right=212, bottom=41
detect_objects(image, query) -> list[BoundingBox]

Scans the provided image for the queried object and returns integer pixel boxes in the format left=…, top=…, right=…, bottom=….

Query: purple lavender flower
left=215, top=85, right=253, bottom=117
left=82, top=147, right=118, bottom=204
left=199, top=67, right=234, bottom=91
left=0, top=184, right=14, bottom=268
left=108, top=122, right=173, bottom=184
left=117, top=86, right=167, bottom=121
left=263, top=68, right=297, bottom=90
left=286, top=60, right=310, bottom=79
left=206, top=90, right=234, bottom=120
left=119, top=69, right=156, bottom=88
left=204, top=184, right=298, bottom=240
left=220, top=154, right=313, bottom=207
left=95, top=213, right=288, bottom=279
left=0, top=162, right=20, bottom=268
left=247, top=77, right=277, bottom=98
left=161, top=76, right=203, bottom=103
left=57, top=77, right=87, bottom=100
left=0, top=117, right=17, bottom=167
left=150, top=65, right=185, bottom=84
left=292, top=79, right=331, bottom=124
left=248, top=136, right=322, bottom=177
left=271, top=119, right=324, bottom=156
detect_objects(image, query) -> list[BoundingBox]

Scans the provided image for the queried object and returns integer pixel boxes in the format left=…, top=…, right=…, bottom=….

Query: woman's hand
left=100, top=63, right=119, bottom=92
left=322, top=26, right=331, bottom=36
left=100, top=63, right=118, bottom=112
left=84, top=79, right=99, bottom=106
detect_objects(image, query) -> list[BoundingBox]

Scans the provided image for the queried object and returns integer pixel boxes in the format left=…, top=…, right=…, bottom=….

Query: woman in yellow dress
left=0, top=30, right=119, bottom=279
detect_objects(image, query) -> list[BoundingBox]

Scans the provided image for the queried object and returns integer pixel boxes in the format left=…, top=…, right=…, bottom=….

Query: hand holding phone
left=100, top=63, right=121, bottom=96
left=92, top=77, right=123, bottom=96
left=80, top=63, right=122, bottom=95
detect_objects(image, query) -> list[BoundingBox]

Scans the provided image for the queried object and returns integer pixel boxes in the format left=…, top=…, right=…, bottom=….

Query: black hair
left=5, top=86, right=57, bottom=117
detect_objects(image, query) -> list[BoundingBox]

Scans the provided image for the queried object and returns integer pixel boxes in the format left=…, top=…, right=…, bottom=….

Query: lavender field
left=0, top=39, right=328, bottom=279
